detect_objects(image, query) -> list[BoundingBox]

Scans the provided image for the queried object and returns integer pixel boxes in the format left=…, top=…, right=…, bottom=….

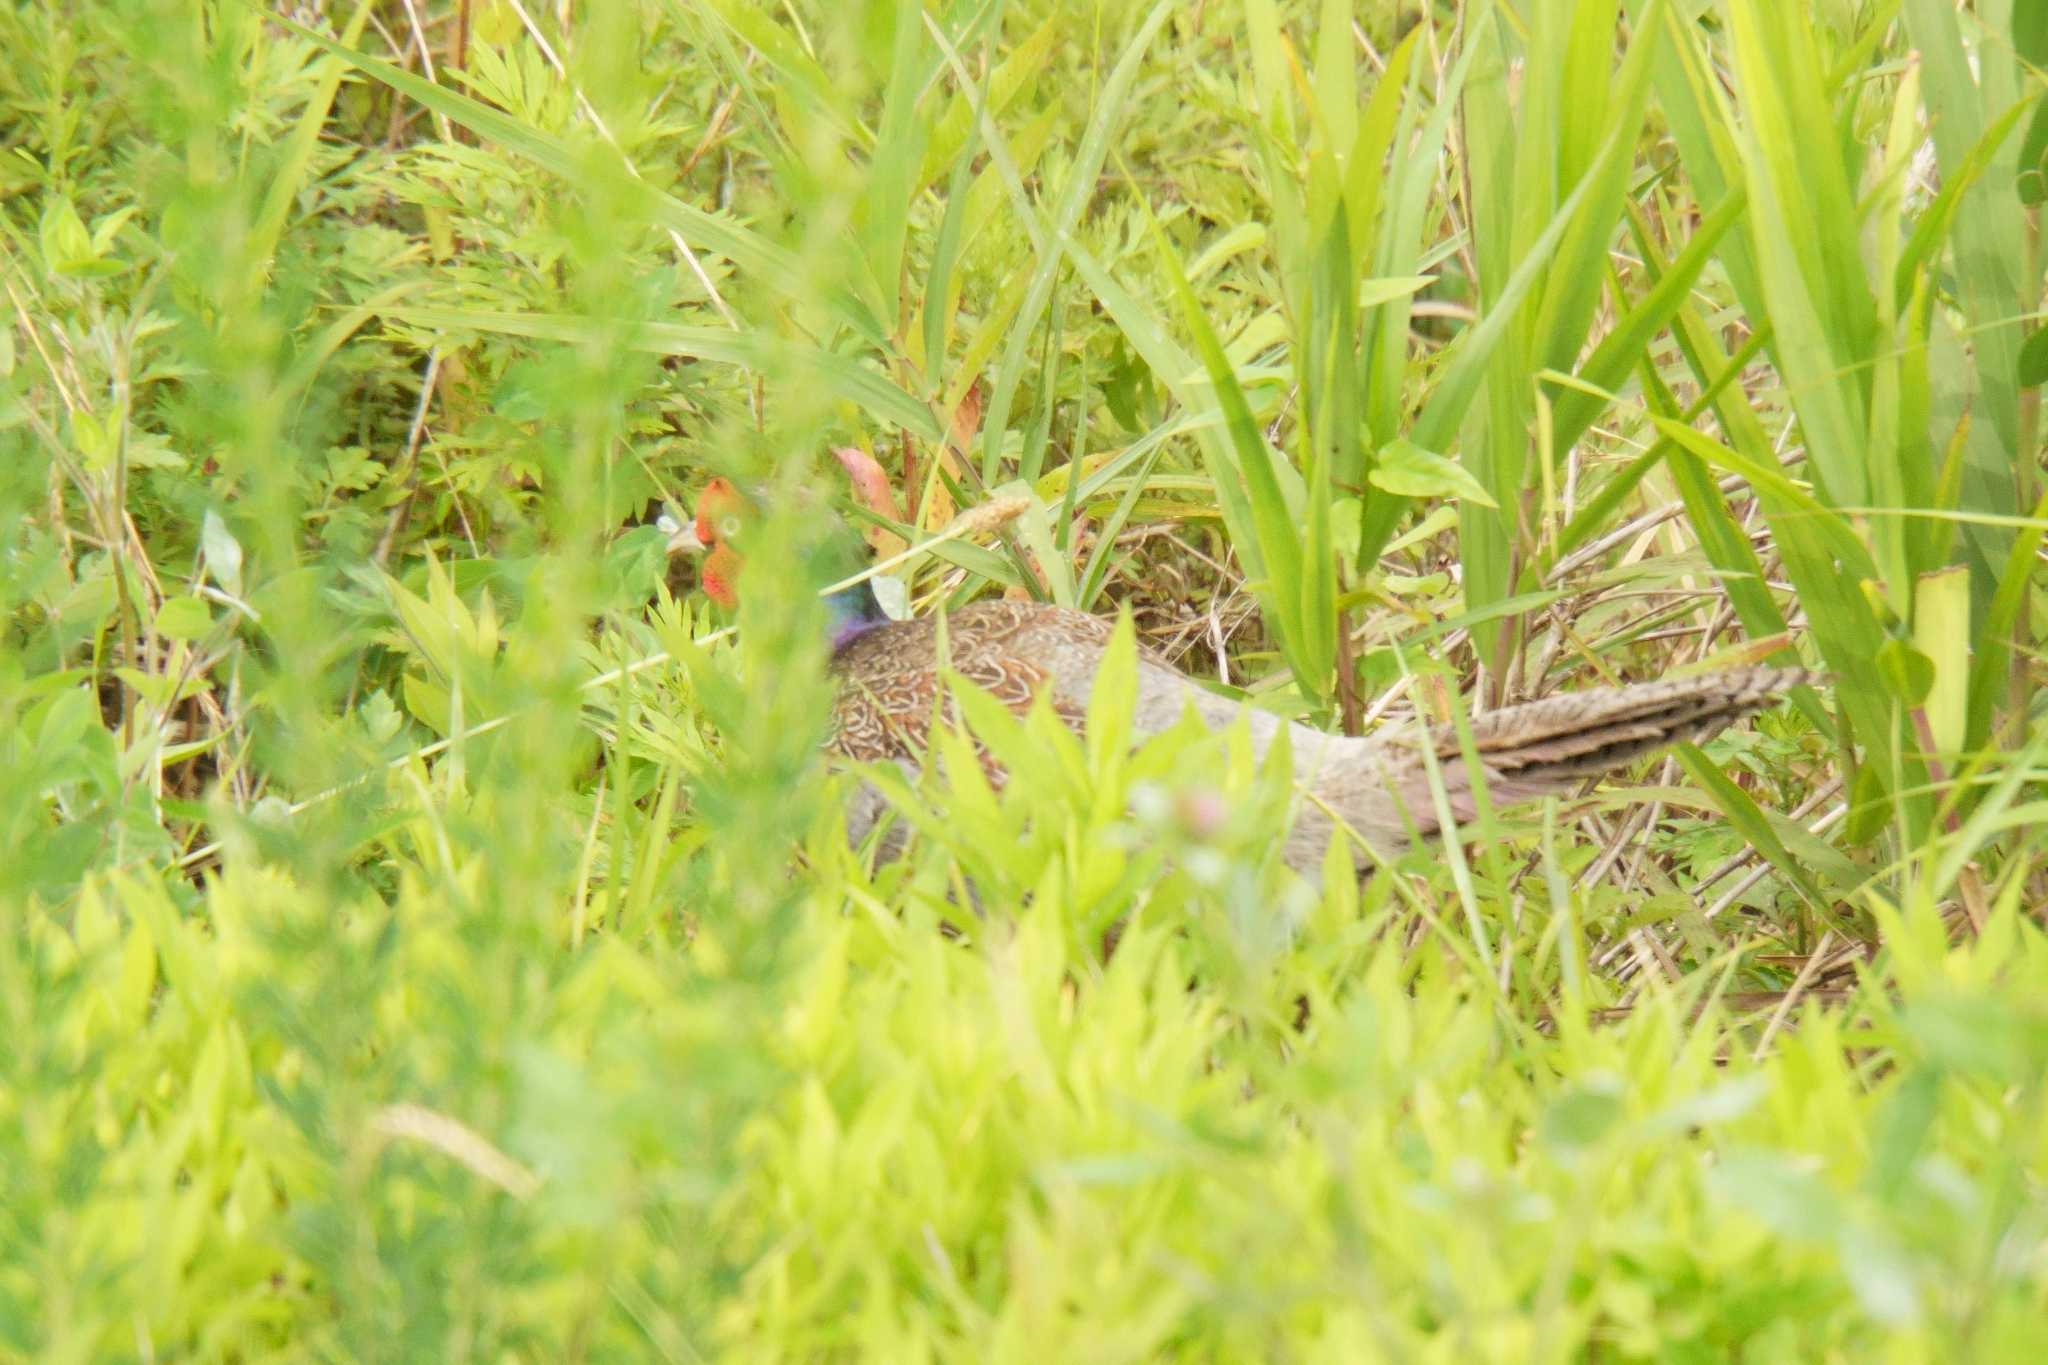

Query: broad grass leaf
left=1370, top=437, right=1496, bottom=506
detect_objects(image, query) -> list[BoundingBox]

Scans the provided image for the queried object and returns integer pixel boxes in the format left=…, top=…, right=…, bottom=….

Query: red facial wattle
left=700, top=542, right=741, bottom=609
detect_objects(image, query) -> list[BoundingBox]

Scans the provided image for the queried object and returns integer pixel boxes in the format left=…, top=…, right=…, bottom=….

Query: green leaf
left=154, top=596, right=214, bottom=641
left=38, top=197, right=98, bottom=274
left=1845, top=759, right=1892, bottom=845
left=359, top=688, right=405, bottom=745
left=2017, top=2, right=2048, bottom=65
left=70, top=408, right=113, bottom=465
left=1706, top=1150, right=1842, bottom=1239
left=1000, top=484, right=1076, bottom=607
left=1910, top=565, right=1970, bottom=754
left=1873, top=638, right=1935, bottom=708
left=201, top=510, right=244, bottom=597
left=1868, top=1068, right=1940, bottom=1196
left=1540, top=1076, right=1626, bottom=1153
left=1967, top=481, right=2048, bottom=750
left=1839, top=1228, right=1922, bottom=1326
left=1904, top=995, right=2046, bottom=1082
left=402, top=671, right=452, bottom=736
left=1085, top=611, right=1139, bottom=776
left=1369, top=437, right=1497, bottom=507
left=2018, top=323, right=2048, bottom=387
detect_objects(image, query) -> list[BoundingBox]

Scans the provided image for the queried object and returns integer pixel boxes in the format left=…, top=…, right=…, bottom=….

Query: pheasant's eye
left=718, top=514, right=742, bottom=539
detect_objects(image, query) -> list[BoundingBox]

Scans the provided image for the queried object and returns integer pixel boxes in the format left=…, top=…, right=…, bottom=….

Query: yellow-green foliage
left=10, top=781, right=2048, bottom=1357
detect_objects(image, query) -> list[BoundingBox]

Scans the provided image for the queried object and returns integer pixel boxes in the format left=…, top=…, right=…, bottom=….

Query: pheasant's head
left=691, top=477, right=748, bottom=611
left=688, top=469, right=892, bottom=648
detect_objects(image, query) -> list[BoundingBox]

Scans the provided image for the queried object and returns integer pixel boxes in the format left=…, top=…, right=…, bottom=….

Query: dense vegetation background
left=4, top=0, right=2045, bottom=1357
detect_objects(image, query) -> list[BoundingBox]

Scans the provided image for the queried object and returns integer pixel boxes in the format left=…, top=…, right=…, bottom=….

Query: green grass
left=3, top=0, right=2046, bottom=1359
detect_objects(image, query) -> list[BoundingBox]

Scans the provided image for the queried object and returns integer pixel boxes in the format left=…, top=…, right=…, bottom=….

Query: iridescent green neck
left=826, top=579, right=890, bottom=651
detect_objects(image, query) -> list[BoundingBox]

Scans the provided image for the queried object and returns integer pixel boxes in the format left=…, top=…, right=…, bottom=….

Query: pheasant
left=687, top=475, right=1814, bottom=876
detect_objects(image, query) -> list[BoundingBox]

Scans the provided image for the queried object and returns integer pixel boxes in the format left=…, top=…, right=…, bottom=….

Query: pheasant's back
left=828, top=600, right=1124, bottom=763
